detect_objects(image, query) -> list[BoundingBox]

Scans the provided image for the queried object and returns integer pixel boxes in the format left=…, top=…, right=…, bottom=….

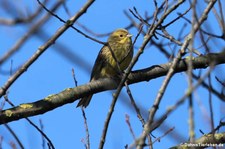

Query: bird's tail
left=76, top=94, right=93, bottom=108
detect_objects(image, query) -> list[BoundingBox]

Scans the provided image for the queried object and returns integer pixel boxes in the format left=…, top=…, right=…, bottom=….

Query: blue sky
left=0, top=0, right=225, bottom=149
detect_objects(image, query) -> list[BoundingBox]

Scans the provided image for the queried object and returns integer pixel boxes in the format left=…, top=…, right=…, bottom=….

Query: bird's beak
left=127, top=34, right=132, bottom=38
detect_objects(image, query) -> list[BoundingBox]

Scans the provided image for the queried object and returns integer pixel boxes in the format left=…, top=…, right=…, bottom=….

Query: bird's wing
left=90, top=45, right=108, bottom=80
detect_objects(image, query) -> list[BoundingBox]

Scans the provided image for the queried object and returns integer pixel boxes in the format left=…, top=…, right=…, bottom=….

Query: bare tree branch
left=0, top=50, right=224, bottom=124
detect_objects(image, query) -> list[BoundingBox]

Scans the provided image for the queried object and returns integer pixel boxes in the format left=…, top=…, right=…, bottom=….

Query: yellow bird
left=77, top=29, right=133, bottom=108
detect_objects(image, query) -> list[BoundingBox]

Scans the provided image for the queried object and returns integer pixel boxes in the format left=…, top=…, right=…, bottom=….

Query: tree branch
left=170, top=132, right=225, bottom=149
left=0, top=50, right=225, bottom=124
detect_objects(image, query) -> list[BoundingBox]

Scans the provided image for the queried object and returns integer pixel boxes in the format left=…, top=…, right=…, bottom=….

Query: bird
left=77, top=28, right=133, bottom=108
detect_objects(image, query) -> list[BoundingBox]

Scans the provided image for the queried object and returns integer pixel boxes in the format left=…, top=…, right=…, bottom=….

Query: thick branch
left=170, top=132, right=225, bottom=149
left=0, top=50, right=225, bottom=124
left=128, top=50, right=225, bottom=84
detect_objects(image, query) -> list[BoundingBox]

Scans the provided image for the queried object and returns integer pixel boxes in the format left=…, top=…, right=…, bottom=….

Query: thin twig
left=124, top=82, right=153, bottom=148
left=208, top=75, right=215, bottom=132
left=72, top=68, right=90, bottom=149
left=150, top=127, right=174, bottom=145
left=4, top=95, right=55, bottom=149
left=125, top=114, right=136, bottom=140
left=187, top=0, right=197, bottom=143
left=39, top=119, right=46, bottom=149
left=37, top=0, right=105, bottom=45
left=4, top=123, right=24, bottom=149
left=81, top=108, right=90, bottom=149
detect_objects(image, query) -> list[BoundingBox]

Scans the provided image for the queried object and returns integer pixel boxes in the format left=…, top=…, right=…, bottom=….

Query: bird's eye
left=119, top=34, right=124, bottom=38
